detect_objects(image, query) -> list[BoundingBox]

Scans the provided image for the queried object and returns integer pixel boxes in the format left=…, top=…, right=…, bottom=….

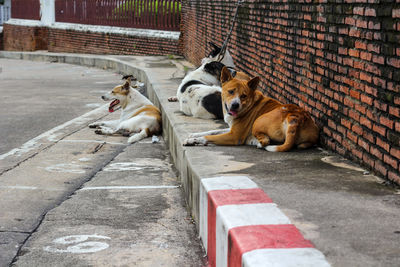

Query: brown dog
left=183, top=67, right=319, bottom=152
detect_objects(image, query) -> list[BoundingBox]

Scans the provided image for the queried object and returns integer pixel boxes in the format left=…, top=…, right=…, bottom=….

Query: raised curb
left=200, top=176, right=330, bottom=267
left=0, top=51, right=330, bottom=266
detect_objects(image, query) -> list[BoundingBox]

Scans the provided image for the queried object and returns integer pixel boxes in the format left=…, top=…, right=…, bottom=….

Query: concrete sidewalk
left=1, top=51, right=399, bottom=267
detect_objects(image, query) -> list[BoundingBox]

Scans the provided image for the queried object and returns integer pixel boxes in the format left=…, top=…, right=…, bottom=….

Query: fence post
left=40, top=0, right=55, bottom=25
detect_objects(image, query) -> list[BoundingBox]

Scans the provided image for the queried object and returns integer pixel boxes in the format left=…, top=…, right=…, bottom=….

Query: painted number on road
left=43, top=234, right=110, bottom=254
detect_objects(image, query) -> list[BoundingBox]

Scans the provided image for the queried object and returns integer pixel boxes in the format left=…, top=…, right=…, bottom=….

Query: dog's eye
left=240, top=94, right=247, bottom=99
left=228, top=90, right=235, bottom=95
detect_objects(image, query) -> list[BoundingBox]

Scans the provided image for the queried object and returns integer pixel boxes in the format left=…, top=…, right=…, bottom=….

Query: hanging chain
left=217, top=0, right=244, bottom=62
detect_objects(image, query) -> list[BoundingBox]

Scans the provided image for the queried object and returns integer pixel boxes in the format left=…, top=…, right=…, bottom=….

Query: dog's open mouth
left=228, top=110, right=238, bottom=117
left=225, top=103, right=239, bottom=117
left=109, top=99, right=120, bottom=113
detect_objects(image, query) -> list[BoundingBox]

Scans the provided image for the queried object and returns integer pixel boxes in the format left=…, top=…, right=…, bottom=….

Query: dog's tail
left=266, top=114, right=299, bottom=152
left=266, top=105, right=309, bottom=152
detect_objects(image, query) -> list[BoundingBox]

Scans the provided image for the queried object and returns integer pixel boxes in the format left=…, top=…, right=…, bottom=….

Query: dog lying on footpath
left=201, top=42, right=236, bottom=68
left=168, top=42, right=236, bottom=119
left=183, top=67, right=319, bottom=152
left=89, top=76, right=161, bottom=144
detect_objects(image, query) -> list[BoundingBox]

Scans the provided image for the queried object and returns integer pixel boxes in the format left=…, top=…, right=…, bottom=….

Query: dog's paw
left=94, top=129, right=104, bottom=135
left=116, top=128, right=131, bottom=137
left=188, top=132, right=204, bottom=138
left=89, top=123, right=101, bottom=128
left=183, top=137, right=207, bottom=146
left=168, top=96, right=178, bottom=102
left=265, top=145, right=278, bottom=152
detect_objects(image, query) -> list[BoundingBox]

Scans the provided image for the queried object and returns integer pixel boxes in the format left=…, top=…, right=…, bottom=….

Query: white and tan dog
left=89, top=76, right=161, bottom=143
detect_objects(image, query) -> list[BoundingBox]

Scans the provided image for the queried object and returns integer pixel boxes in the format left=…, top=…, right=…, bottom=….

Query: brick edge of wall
left=3, top=23, right=48, bottom=51
left=2, top=23, right=181, bottom=56
left=48, top=28, right=181, bottom=56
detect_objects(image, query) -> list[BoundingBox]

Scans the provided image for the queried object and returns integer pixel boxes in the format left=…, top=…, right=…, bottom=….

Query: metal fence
left=11, top=0, right=41, bottom=20
left=55, top=0, right=181, bottom=31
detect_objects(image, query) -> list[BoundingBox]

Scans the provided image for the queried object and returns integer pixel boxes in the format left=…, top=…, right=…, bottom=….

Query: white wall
left=40, top=0, right=55, bottom=25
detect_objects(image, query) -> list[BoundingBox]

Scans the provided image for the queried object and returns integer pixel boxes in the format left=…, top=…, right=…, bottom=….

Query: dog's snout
left=101, top=95, right=106, bottom=100
left=231, top=102, right=240, bottom=110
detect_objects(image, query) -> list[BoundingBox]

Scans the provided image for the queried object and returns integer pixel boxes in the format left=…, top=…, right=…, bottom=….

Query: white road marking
left=85, top=103, right=102, bottom=108
left=90, top=89, right=109, bottom=93
left=0, top=185, right=38, bottom=190
left=94, top=81, right=113, bottom=84
left=44, top=234, right=110, bottom=254
left=103, top=161, right=167, bottom=172
left=80, top=185, right=180, bottom=191
left=0, top=104, right=109, bottom=160
left=78, top=157, right=92, bottom=162
left=44, top=163, right=86, bottom=174
left=53, top=234, right=110, bottom=244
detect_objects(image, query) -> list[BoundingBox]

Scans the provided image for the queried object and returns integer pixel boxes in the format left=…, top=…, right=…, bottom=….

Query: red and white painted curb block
left=199, top=176, right=330, bottom=267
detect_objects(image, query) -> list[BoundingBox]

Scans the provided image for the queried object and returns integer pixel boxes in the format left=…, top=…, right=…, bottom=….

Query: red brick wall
left=48, top=28, right=180, bottom=56
left=3, top=24, right=48, bottom=51
left=3, top=24, right=180, bottom=56
left=181, top=1, right=400, bottom=184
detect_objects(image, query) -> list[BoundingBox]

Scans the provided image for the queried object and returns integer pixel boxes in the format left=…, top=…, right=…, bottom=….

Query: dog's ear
left=122, top=74, right=137, bottom=81
left=122, top=77, right=131, bottom=90
left=220, top=66, right=233, bottom=84
left=247, top=76, right=260, bottom=91
left=209, top=42, right=219, bottom=50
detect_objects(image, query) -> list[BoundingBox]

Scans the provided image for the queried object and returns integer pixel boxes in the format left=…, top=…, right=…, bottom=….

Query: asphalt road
left=0, top=58, right=121, bottom=154
left=0, top=59, right=205, bottom=266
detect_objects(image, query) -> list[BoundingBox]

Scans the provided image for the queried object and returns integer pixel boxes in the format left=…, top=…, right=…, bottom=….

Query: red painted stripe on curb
left=207, top=188, right=273, bottom=267
left=228, top=224, right=314, bottom=267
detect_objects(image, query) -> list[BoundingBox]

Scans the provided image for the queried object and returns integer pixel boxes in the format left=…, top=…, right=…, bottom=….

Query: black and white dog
left=169, top=42, right=236, bottom=120
left=201, top=42, right=235, bottom=68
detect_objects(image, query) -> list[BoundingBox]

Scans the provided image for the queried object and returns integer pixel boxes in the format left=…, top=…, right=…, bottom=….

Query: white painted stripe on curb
left=201, top=176, right=258, bottom=192
left=0, top=104, right=108, bottom=160
left=199, top=176, right=257, bottom=253
left=80, top=185, right=180, bottom=191
left=216, top=203, right=291, bottom=267
left=242, top=248, right=331, bottom=267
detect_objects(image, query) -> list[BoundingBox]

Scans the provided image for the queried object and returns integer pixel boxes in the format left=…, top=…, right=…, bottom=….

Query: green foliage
left=113, top=0, right=181, bottom=18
